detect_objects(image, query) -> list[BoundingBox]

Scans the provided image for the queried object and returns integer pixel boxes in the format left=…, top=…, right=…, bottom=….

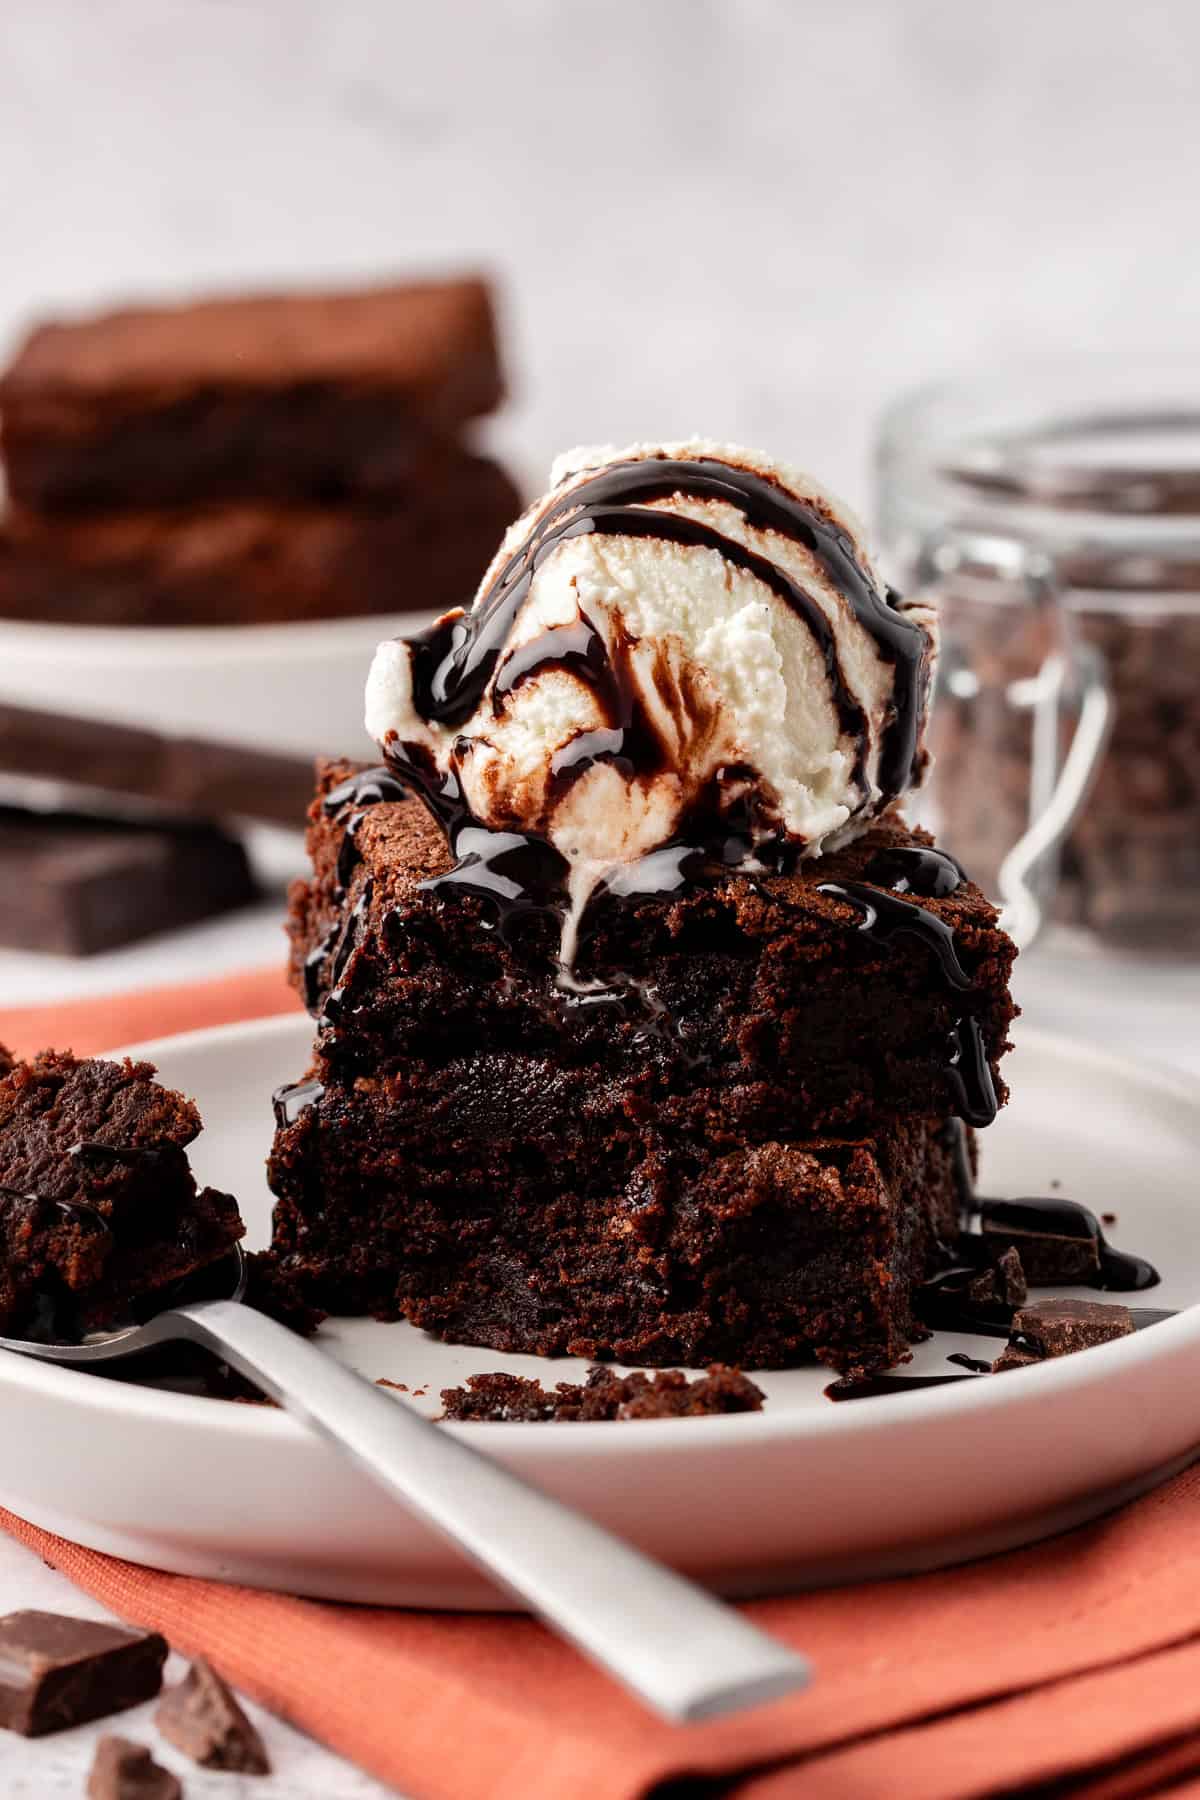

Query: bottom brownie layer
left=268, top=1089, right=961, bottom=1375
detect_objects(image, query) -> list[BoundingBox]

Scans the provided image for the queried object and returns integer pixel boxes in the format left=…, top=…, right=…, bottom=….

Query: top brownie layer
left=288, top=760, right=1017, bottom=1138
left=0, top=277, right=503, bottom=510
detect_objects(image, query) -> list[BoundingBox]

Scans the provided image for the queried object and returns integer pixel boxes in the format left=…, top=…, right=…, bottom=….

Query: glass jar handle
left=916, top=537, right=1114, bottom=951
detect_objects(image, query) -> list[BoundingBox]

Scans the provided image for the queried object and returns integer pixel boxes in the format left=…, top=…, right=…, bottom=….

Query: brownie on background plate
left=0, top=277, right=503, bottom=512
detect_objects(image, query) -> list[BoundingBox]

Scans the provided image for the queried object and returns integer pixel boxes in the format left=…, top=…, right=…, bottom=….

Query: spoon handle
left=161, top=1297, right=809, bottom=1724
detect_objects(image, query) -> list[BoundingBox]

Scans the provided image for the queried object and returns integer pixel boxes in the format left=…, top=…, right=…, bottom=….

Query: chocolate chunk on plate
left=0, top=1611, right=167, bottom=1736
left=88, top=1735, right=182, bottom=1800
left=156, top=1657, right=270, bottom=1773
left=993, top=1298, right=1135, bottom=1372
left=980, top=1197, right=1103, bottom=1284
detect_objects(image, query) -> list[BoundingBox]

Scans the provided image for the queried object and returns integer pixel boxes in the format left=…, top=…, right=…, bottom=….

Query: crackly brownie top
left=1, top=278, right=499, bottom=401
left=300, top=756, right=1006, bottom=955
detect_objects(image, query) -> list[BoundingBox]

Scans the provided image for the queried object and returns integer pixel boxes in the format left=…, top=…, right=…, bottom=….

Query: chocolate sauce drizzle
left=406, top=456, right=928, bottom=802
left=975, top=1196, right=1160, bottom=1293
left=272, top=1080, right=325, bottom=1130
left=817, top=848, right=999, bottom=1126
left=817, top=881, right=973, bottom=992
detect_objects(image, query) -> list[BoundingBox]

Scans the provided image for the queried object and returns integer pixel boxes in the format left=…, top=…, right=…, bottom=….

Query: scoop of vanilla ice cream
left=365, top=439, right=936, bottom=886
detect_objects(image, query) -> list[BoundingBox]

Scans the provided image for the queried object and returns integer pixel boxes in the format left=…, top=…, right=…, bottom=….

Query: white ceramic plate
left=0, top=609, right=430, bottom=763
left=1, top=1013, right=1197, bottom=1609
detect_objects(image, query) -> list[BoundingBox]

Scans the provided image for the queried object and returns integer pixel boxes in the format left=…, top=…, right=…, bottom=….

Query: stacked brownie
left=0, top=278, right=516, bottom=626
left=268, top=764, right=1016, bottom=1375
left=0, top=277, right=518, bottom=949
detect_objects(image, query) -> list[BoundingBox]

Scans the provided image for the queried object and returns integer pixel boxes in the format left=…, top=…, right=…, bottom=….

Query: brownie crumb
left=1101, top=1211, right=1118, bottom=1226
left=156, top=1657, right=269, bottom=1774
left=993, top=1298, right=1135, bottom=1372
left=439, top=1364, right=765, bottom=1423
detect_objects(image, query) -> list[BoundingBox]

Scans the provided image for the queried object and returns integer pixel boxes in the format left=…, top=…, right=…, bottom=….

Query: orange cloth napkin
left=2, top=972, right=1200, bottom=1800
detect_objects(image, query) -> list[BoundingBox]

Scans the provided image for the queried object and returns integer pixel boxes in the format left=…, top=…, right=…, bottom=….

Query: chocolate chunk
left=980, top=1197, right=1104, bottom=1284
left=992, top=1297, right=1135, bottom=1372
left=0, top=804, right=256, bottom=955
left=0, top=702, right=315, bottom=830
left=968, top=1245, right=1028, bottom=1311
left=87, top=1735, right=181, bottom=1800
left=155, top=1658, right=269, bottom=1774
left=0, top=1611, right=167, bottom=1736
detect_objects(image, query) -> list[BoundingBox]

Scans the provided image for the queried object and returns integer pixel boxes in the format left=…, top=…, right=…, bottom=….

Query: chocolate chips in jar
left=876, top=360, right=1200, bottom=955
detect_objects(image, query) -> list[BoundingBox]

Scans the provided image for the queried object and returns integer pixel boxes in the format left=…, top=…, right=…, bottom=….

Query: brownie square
left=263, top=760, right=1014, bottom=1373
left=287, top=761, right=1015, bottom=1136
left=0, top=278, right=503, bottom=511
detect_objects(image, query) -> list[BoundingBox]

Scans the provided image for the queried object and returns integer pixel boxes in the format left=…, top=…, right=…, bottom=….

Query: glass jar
left=876, top=357, right=1200, bottom=954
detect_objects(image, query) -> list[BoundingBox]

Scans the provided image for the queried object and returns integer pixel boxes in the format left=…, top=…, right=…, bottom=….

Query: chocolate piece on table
left=0, top=703, right=314, bottom=831
left=0, top=1050, right=244, bottom=1336
left=992, top=1298, right=1135, bottom=1372
left=0, top=449, right=519, bottom=627
left=0, top=277, right=503, bottom=510
left=156, top=1657, right=270, bottom=1774
left=88, top=1736, right=182, bottom=1800
left=439, top=1365, right=765, bottom=1423
left=0, top=804, right=256, bottom=954
left=0, top=1612, right=167, bottom=1736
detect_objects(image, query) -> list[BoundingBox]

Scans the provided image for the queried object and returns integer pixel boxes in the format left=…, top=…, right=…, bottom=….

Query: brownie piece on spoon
left=0, top=1050, right=244, bottom=1337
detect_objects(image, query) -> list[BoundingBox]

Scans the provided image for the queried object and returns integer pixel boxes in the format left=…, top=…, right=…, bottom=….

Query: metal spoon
left=0, top=1248, right=809, bottom=1724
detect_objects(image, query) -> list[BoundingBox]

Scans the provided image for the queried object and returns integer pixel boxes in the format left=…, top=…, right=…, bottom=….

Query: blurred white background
left=2, top=0, right=1198, bottom=504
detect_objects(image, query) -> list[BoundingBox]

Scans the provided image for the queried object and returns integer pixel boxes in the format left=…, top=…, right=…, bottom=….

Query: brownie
left=0, top=804, right=256, bottom=954
left=0, top=1051, right=244, bottom=1335
left=264, top=764, right=1010, bottom=1372
left=272, top=1094, right=958, bottom=1371
left=0, top=450, right=519, bottom=627
left=285, top=761, right=1016, bottom=1135
left=0, top=277, right=503, bottom=511
left=439, top=1364, right=765, bottom=1422
left=0, top=703, right=315, bottom=831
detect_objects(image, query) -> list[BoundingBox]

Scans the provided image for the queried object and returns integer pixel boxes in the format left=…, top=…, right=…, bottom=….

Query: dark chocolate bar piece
left=88, top=1735, right=182, bottom=1800
left=0, top=1611, right=167, bottom=1736
left=0, top=277, right=503, bottom=510
left=0, top=449, right=519, bottom=626
left=0, top=804, right=256, bottom=954
left=156, top=1657, right=270, bottom=1773
left=992, top=1298, right=1135, bottom=1371
left=0, top=703, right=314, bottom=831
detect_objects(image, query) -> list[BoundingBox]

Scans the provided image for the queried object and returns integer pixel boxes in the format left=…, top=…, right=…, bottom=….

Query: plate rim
left=2, top=1011, right=1196, bottom=1463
